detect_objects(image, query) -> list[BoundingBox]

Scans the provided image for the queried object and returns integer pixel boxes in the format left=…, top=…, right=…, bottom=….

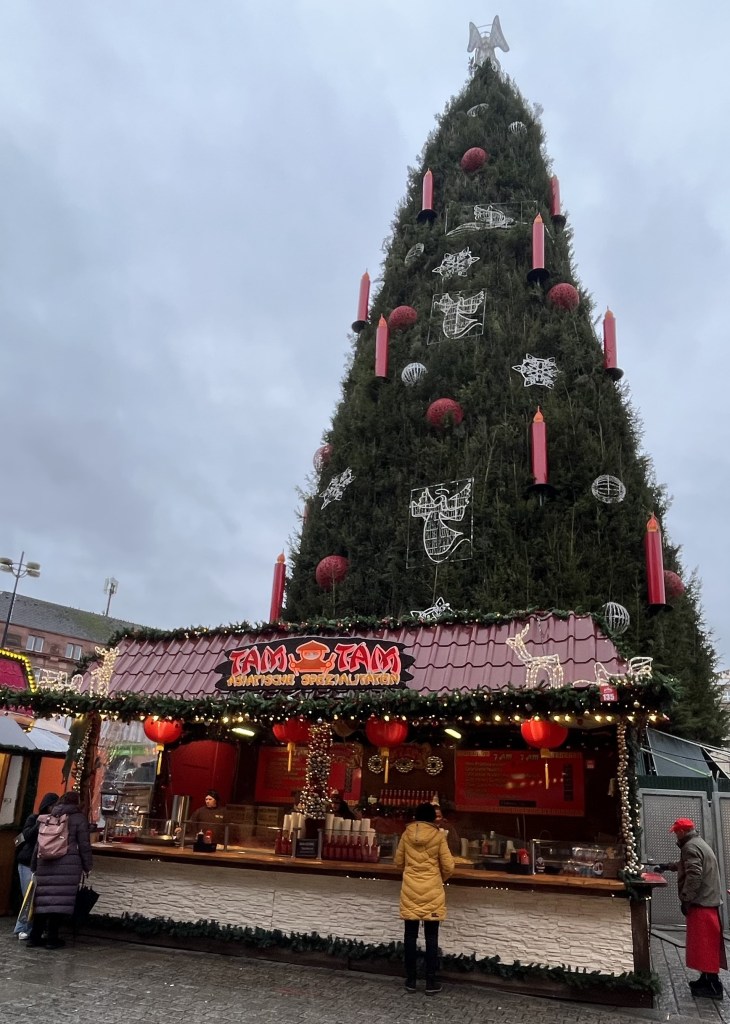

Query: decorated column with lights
left=299, top=722, right=334, bottom=822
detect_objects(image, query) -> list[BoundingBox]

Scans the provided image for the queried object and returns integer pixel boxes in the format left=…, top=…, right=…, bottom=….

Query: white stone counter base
left=93, top=856, right=634, bottom=973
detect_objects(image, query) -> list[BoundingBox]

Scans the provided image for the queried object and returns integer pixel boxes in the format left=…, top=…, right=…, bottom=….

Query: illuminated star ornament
left=410, top=597, right=453, bottom=622
left=432, top=248, right=480, bottom=280
left=321, top=467, right=354, bottom=509
left=512, top=353, right=559, bottom=388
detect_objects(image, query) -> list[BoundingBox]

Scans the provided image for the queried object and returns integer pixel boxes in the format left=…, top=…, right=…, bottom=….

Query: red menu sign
left=454, top=750, right=585, bottom=817
left=254, top=745, right=362, bottom=806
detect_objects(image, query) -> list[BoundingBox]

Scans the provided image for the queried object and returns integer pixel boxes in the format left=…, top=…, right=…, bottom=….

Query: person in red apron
left=662, top=818, right=726, bottom=1000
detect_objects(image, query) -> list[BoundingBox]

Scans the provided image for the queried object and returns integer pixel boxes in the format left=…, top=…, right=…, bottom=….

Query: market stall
left=0, top=611, right=670, bottom=1005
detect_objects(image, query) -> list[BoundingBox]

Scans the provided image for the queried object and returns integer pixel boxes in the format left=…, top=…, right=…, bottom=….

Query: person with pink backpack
left=28, top=791, right=93, bottom=950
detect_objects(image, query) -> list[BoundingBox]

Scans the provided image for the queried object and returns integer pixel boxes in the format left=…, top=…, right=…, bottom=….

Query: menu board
left=254, top=745, right=362, bottom=805
left=454, top=750, right=585, bottom=817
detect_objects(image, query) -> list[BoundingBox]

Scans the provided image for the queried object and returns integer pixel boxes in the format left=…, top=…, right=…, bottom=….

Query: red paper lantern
left=273, top=717, right=311, bottom=772
left=387, top=305, right=418, bottom=333
left=366, top=717, right=408, bottom=784
left=313, top=444, right=333, bottom=472
left=315, top=555, right=349, bottom=590
left=664, top=570, right=686, bottom=601
left=520, top=719, right=568, bottom=750
left=547, top=283, right=580, bottom=311
left=460, top=147, right=488, bottom=173
left=426, top=398, right=464, bottom=429
left=143, top=717, right=183, bottom=746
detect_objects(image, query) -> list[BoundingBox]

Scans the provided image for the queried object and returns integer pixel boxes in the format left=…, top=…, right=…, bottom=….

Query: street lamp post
left=0, top=551, right=41, bottom=648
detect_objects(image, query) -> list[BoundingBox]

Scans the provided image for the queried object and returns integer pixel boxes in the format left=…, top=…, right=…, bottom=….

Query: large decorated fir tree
left=284, top=37, right=724, bottom=745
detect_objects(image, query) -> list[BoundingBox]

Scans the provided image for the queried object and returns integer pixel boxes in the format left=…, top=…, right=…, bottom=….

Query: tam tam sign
left=216, top=636, right=414, bottom=691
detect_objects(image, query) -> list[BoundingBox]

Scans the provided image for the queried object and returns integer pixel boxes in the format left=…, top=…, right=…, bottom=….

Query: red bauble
left=315, top=554, right=349, bottom=589
left=664, top=570, right=685, bottom=600
left=274, top=717, right=311, bottom=746
left=387, top=305, right=418, bottom=333
left=520, top=719, right=568, bottom=750
left=143, top=717, right=184, bottom=746
left=313, top=444, right=333, bottom=472
left=365, top=717, right=408, bottom=748
left=460, top=147, right=488, bottom=173
left=547, top=283, right=580, bottom=311
left=426, top=398, right=464, bottom=429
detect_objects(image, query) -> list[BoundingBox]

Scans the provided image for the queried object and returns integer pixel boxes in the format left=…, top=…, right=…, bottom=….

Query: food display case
left=530, top=839, right=625, bottom=879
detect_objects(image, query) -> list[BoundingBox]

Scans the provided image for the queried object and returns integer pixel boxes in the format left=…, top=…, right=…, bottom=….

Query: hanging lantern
left=387, top=305, right=418, bottom=333
left=460, top=147, right=488, bottom=173
left=315, top=554, right=349, bottom=590
left=365, top=717, right=408, bottom=783
left=521, top=718, right=568, bottom=790
left=426, top=398, right=464, bottom=429
left=143, top=717, right=184, bottom=775
left=547, top=282, right=580, bottom=311
left=664, top=570, right=686, bottom=601
left=273, top=717, right=311, bottom=772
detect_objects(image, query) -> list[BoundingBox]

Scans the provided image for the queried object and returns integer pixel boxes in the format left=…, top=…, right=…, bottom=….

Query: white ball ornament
left=508, top=121, right=527, bottom=134
left=401, top=362, right=428, bottom=386
left=601, top=602, right=630, bottom=635
left=591, top=475, right=626, bottom=504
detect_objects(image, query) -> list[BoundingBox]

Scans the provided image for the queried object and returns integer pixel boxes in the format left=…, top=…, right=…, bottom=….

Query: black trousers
left=403, top=919, right=439, bottom=980
left=30, top=912, right=60, bottom=944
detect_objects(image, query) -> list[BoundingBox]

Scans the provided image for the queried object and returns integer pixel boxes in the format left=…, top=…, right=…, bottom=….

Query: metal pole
left=1, top=550, right=24, bottom=648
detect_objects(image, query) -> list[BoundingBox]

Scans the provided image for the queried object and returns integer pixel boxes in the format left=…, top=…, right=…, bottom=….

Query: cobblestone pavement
left=1, top=923, right=729, bottom=1024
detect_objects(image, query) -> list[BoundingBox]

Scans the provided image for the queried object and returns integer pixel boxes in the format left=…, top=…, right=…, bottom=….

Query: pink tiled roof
left=83, top=613, right=628, bottom=699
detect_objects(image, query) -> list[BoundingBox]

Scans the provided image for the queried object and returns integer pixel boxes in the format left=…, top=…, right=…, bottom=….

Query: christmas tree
left=284, top=32, right=725, bottom=745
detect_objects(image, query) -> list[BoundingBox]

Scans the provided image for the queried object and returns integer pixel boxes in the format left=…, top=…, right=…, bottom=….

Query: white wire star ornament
left=410, top=597, right=453, bottom=622
left=321, top=468, right=355, bottom=509
left=512, top=354, right=559, bottom=389
left=432, top=248, right=480, bottom=280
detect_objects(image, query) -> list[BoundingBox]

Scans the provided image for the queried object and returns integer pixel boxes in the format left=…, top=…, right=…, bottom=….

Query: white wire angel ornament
left=467, top=17, right=509, bottom=73
left=432, top=291, right=486, bottom=340
left=409, top=479, right=474, bottom=564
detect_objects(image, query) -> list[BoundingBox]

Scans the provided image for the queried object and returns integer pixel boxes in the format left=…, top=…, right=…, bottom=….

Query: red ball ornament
left=143, top=717, right=183, bottom=746
left=313, top=444, right=333, bottom=472
left=460, top=147, right=488, bottom=173
left=315, top=554, right=349, bottom=589
left=520, top=719, right=568, bottom=750
left=387, top=305, right=418, bottom=333
left=547, top=283, right=580, bottom=311
left=426, top=398, right=464, bottom=429
left=664, top=570, right=685, bottom=600
left=365, top=717, right=409, bottom=748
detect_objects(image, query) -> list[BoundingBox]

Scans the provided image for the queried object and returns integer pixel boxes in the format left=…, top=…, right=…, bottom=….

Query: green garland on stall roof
left=85, top=912, right=660, bottom=994
left=75, top=605, right=643, bottom=670
left=0, top=672, right=677, bottom=724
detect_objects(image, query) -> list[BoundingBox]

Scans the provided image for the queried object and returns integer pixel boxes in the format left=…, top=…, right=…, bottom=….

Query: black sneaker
left=404, top=979, right=417, bottom=993
left=425, top=981, right=443, bottom=995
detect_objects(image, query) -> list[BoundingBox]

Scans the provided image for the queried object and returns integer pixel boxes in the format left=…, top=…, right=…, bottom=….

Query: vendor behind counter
left=189, top=790, right=228, bottom=843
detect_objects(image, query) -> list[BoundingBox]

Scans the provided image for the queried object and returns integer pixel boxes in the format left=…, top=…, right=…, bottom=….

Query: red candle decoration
left=268, top=552, right=286, bottom=622
left=426, top=398, right=464, bottom=429
left=417, top=169, right=435, bottom=223
left=644, top=514, right=667, bottom=609
left=352, top=271, right=370, bottom=333
left=365, top=716, right=408, bottom=784
left=530, top=408, right=549, bottom=486
left=375, top=316, right=389, bottom=379
left=520, top=718, right=568, bottom=750
left=527, top=213, right=549, bottom=283
left=547, top=282, right=580, bottom=311
left=273, top=717, right=311, bottom=772
left=387, top=305, right=418, bottom=333
left=460, top=147, right=488, bottom=173
left=549, top=175, right=565, bottom=227
left=602, top=308, right=624, bottom=381
left=664, top=570, right=686, bottom=601
left=315, top=554, right=349, bottom=590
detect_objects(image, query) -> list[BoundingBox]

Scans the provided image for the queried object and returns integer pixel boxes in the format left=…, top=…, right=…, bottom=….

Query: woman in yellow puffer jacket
left=394, top=802, right=455, bottom=994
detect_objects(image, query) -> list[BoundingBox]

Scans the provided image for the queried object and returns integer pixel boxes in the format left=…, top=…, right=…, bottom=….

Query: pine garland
left=85, top=911, right=660, bottom=994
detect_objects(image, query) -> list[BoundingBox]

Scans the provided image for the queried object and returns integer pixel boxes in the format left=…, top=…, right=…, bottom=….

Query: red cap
left=669, top=818, right=695, bottom=833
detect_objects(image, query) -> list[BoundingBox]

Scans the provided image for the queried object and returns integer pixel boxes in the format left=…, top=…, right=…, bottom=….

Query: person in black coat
left=29, top=791, right=93, bottom=949
left=13, top=791, right=59, bottom=939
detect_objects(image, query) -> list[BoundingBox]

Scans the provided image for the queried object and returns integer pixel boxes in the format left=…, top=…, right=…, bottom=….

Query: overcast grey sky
left=1, top=2, right=728, bottom=664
